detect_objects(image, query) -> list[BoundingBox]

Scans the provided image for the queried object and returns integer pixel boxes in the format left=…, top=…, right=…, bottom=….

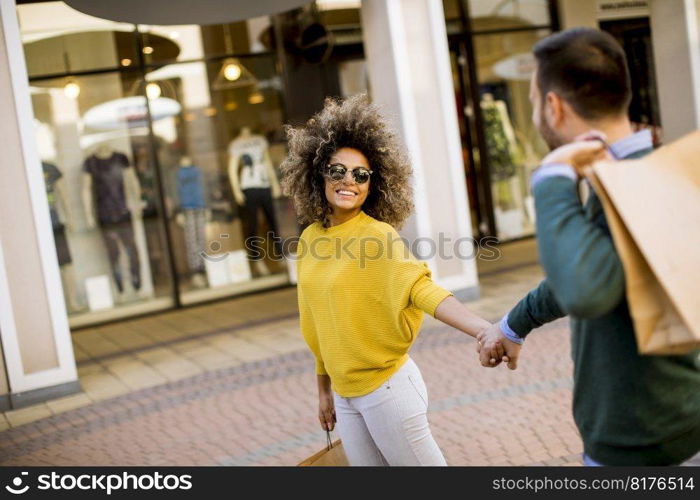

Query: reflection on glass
left=143, top=51, right=296, bottom=304
left=474, top=30, right=549, bottom=240
left=443, top=0, right=551, bottom=34
left=18, top=2, right=138, bottom=78
left=470, top=0, right=551, bottom=31
left=139, top=18, right=274, bottom=67
left=30, top=72, right=175, bottom=326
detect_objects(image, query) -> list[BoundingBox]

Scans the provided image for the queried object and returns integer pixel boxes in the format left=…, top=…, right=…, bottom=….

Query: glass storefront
left=20, top=2, right=298, bottom=327
left=18, top=0, right=556, bottom=328
left=444, top=0, right=558, bottom=241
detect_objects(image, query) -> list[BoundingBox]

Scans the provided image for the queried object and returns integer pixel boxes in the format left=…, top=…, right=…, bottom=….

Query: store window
left=444, top=0, right=558, bottom=241
left=19, top=2, right=298, bottom=327
left=473, top=29, right=550, bottom=241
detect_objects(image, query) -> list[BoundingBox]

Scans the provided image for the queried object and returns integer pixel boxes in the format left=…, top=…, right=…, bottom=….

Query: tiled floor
left=0, top=242, right=584, bottom=466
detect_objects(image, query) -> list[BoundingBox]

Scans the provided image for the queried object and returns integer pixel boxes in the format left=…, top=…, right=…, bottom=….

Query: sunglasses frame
left=324, top=163, right=374, bottom=184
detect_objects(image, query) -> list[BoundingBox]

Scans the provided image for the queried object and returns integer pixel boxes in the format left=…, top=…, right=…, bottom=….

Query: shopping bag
left=590, top=130, right=700, bottom=354
left=298, top=432, right=348, bottom=466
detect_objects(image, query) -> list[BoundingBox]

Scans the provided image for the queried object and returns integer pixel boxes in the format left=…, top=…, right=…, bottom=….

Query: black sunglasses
left=325, top=163, right=373, bottom=184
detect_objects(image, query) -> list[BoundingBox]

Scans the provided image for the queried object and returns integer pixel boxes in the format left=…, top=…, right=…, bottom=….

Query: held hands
left=476, top=322, right=521, bottom=370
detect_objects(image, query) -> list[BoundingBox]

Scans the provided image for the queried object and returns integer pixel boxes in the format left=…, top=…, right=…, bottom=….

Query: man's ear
left=544, top=91, right=564, bottom=127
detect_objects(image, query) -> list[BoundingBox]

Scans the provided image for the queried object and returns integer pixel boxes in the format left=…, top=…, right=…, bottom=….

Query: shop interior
left=19, top=0, right=555, bottom=329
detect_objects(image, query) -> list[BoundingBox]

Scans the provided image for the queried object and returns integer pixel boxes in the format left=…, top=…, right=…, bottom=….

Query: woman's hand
left=317, top=374, right=336, bottom=431
left=318, top=392, right=336, bottom=431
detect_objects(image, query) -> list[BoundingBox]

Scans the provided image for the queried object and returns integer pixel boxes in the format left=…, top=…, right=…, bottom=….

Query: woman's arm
left=434, top=296, right=491, bottom=339
left=317, top=374, right=335, bottom=431
left=434, top=296, right=506, bottom=364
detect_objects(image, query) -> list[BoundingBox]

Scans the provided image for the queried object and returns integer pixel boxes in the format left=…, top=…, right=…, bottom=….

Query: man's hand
left=540, top=136, right=611, bottom=179
left=477, top=323, right=521, bottom=370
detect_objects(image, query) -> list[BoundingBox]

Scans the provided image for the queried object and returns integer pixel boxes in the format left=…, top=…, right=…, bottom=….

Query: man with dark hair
left=477, top=27, right=700, bottom=466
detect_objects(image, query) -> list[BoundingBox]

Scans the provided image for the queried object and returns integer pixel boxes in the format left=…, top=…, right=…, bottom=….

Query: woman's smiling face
left=324, top=147, right=371, bottom=213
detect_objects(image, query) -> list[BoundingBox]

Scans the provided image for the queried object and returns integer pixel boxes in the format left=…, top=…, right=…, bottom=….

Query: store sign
left=492, top=53, right=536, bottom=82
left=597, top=0, right=649, bottom=20
left=83, top=96, right=181, bottom=131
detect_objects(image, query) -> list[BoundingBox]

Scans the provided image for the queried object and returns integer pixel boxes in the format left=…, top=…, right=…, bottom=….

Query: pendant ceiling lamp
left=212, top=24, right=258, bottom=91
left=63, top=0, right=310, bottom=25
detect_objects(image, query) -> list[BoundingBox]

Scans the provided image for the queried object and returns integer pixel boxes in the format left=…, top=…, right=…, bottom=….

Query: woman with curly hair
left=281, top=95, right=499, bottom=466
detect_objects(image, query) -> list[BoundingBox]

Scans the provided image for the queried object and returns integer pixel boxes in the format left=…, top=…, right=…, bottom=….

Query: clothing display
left=177, top=165, right=208, bottom=274
left=177, top=165, right=206, bottom=210
left=243, top=187, right=281, bottom=259
left=83, top=152, right=132, bottom=225
left=42, top=162, right=72, bottom=266
left=481, top=98, right=517, bottom=182
left=43, top=162, right=63, bottom=229
left=227, top=132, right=283, bottom=261
left=135, top=164, right=159, bottom=219
left=83, top=150, right=141, bottom=292
left=101, top=219, right=141, bottom=293
left=209, top=172, right=236, bottom=223
left=228, top=135, right=271, bottom=190
left=183, top=209, right=207, bottom=274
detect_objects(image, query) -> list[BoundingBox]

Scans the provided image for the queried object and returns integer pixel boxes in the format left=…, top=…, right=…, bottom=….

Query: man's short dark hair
left=533, top=27, right=632, bottom=121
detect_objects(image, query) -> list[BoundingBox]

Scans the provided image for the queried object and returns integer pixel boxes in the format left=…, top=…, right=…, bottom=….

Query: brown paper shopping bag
left=298, top=432, right=348, bottom=466
left=590, top=130, right=700, bottom=354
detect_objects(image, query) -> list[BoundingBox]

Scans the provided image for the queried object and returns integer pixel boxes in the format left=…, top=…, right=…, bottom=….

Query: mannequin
left=175, top=155, right=209, bottom=288
left=42, top=161, right=83, bottom=313
left=480, top=92, right=527, bottom=238
left=133, top=142, right=164, bottom=279
left=227, top=126, right=282, bottom=276
left=82, top=144, right=144, bottom=299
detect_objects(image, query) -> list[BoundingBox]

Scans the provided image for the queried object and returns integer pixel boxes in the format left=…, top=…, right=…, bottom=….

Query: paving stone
left=0, top=263, right=588, bottom=466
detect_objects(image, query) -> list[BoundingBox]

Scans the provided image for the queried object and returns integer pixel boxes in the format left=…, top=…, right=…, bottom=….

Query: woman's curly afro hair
left=280, top=94, right=414, bottom=229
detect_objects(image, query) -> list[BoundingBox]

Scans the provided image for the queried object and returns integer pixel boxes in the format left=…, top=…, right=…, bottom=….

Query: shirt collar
left=609, top=129, right=653, bottom=159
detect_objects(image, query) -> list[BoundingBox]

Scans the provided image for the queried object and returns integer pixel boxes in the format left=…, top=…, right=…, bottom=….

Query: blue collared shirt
left=503, top=129, right=653, bottom=343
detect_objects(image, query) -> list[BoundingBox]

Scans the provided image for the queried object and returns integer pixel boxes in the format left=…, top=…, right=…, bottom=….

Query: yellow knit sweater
left=296, top=211, right=452, bottom=398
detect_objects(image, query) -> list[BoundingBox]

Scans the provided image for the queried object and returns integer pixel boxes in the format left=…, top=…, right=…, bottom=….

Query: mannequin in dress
left=82, top=143, right=144, bottom=299
left=227, top=126, right=282, bottom=276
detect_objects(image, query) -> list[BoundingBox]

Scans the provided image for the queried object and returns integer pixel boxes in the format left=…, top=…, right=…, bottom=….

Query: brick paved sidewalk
left=0, top=262, right=584, bottom=466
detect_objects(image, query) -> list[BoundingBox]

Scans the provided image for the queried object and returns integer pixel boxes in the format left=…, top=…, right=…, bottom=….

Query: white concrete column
left=0, top=0, right=79, bottom=409
left=650, top=0, right=700, bottom=141
left=360, top=0, right=479, bottom=298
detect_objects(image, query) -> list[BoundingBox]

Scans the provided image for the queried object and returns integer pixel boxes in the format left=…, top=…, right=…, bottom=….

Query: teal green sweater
left=507, top=147, right=700, bottom=465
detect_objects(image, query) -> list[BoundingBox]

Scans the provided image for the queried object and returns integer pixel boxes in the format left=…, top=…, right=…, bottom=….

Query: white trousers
left=333, top=358, right=447, bottom=466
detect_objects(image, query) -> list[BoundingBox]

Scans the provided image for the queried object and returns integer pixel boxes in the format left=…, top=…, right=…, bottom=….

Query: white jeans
left=333, top=358, right=447, bottom=466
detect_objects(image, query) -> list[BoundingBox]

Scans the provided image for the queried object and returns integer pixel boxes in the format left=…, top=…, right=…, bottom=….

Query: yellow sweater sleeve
left=384, top=227, right=453, bottom=317
left=410, top=273, right=453, bottom=317
left=297, top=241, right=327, bottom=376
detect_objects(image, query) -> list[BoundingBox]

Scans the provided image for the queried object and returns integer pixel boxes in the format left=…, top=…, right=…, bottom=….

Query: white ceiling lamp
left=223, top=60, right=242, bottom=81
left=63, top=80, right=80, bottom=99
left=146, top=82, right=162, bottom=99
left=61, top=35, right=80, bottom=99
